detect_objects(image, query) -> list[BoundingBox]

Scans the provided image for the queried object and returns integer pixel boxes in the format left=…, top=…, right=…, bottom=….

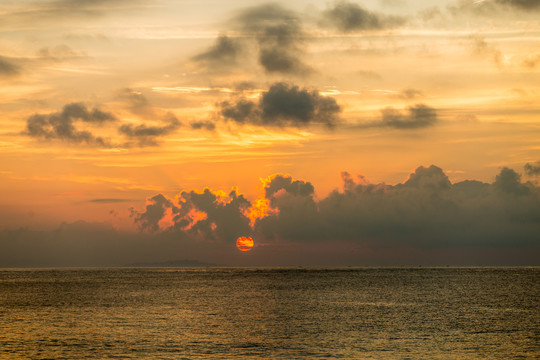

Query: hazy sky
left=1, top=0, right=539, bottom=266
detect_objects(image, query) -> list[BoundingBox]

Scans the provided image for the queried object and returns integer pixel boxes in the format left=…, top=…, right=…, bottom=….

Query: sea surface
left=0, top=267, right=538, bottom=359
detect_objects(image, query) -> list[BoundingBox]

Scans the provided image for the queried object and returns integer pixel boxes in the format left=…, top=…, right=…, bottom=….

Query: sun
left=236, top=236, right=254, bottom=251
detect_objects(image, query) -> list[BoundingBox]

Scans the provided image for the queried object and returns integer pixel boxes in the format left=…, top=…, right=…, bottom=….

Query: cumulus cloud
left=2, top=165, right=538, bottom=266
left=256, top=174, right=322, bottom=241
left=322, top=0, right=405, bottom=32
left=494, top=167, right=530, bottom=195
left=24, top=102, right=116, bottom=146
left=119, top=114, right=181, bottom=146
left=219, top=82, right=341, bottom=127
left=131, top=187, right=252, bottom=242
left=378, top=104, right=438, bottom=129
left=0, top=56, right=21, bottom=77
left=133, top=165, right=540, bottom=253
left=254, top=165, right=540, bottom=250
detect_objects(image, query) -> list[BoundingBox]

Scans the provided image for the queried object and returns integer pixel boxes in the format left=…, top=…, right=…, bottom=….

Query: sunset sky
left=1, top=0, right=539, bottom=266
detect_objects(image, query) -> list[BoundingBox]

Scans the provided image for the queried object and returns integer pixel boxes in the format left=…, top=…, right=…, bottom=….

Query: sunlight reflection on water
left=0, top=267, right=538, bottom=359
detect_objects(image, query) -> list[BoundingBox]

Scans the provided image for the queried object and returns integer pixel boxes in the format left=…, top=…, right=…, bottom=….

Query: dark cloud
left=220, top=82, right=341, bottom=128
left=131, top=194, right=176, bottom=232
left=256, top=174, right=321, bottom=241
left=0, top=220, right=221, bottom=267
left=322, top=1, right=405, bottom=32
left=192, top=35, right=242, bottom=68
left=24, top=102, right=183, bottom=147
left=494, top=0, right=540, bottom=10
left=524, top=161, right=540, bottom=177
left=1, top=165, right=538, bottom=267
left=190, top=120, right=216, bottom=131
left=234, top=3, right=311, bottom=75
left=494, top=167, right=530, bottom=195
left=379, top=104, right=438, bottom=129
left=401, top=165, right=451, bottom=191
left=255, top=165, right=540, bottom=250
left=118, top=114, right=181, bottom=146
left=449, top=0, right=540, bottom=16
left=24, top=102, right=116, bottom=146
left=0, top=56, right=21, bottom=77
left=131, top=187, right=252, bottom=242
left=220, top=99, right=258, bottom=124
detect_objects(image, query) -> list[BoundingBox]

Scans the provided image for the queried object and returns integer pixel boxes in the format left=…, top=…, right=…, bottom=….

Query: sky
left=1, top=0, right=539, bottom=267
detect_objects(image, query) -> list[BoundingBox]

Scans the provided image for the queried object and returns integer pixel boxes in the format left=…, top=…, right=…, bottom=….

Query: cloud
left=494, top=167, right=530, bottom=195
left=322, top=1, right=405, bottom=32
left=256, top=174, right=322, bottom=241
left=1, top=165, right=538, bottom=266
left=378, top=103, right=438, bottom=129
left=24, top=102, right=116, bottom=146
left=131, top=187, right=252, bottom=242
left=118, top=114, right=181, bottom=146
left=449, top=0, right=540, bottom=16
left=494, top=0, right=540, bottom=10
left=24, top=102, right=183, bottom=147
left=192, top=35, right=243, bottom=69
left=0, top=220, right=217, bottom=267
left=0, top=56, right=21, bottom=77
left=254, top=165, right=540, bottom=250
left=36, top=44, right=86, bottom=61
left=234, top=3, right=311, bottom=75
left=524, top=161, right=540, bottom=177
left=396, top=88, right=424, bottom=100
left=219, top=82, right=341, bottom=128
left=131, top=194, right=176, bottom=232
left=190, top=120, right=216, bottom=131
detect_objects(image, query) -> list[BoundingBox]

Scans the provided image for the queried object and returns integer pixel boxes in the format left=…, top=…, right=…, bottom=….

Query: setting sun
left=236, top=237, right=254, bottom=252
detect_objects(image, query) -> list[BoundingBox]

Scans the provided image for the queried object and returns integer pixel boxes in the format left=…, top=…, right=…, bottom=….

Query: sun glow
left=236, top=236, right=254, bottom=252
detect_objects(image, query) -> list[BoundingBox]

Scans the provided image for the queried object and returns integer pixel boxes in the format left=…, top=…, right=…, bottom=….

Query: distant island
left=123, top=259, right=220, bottom=267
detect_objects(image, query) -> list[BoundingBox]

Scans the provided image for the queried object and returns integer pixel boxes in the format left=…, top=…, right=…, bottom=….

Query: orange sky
left=0, top=0, right=539, bottom=266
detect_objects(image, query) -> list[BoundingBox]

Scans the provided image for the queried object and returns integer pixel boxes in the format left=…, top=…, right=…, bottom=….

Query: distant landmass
left=123, top=259, right=220, bottom=267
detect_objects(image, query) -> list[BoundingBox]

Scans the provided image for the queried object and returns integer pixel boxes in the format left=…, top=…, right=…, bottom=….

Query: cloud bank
left=1, top=164, right=539, bottom=266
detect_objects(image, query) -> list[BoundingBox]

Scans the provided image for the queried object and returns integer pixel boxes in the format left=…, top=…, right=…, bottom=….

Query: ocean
left=0, top=267, right=538, bottom=359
